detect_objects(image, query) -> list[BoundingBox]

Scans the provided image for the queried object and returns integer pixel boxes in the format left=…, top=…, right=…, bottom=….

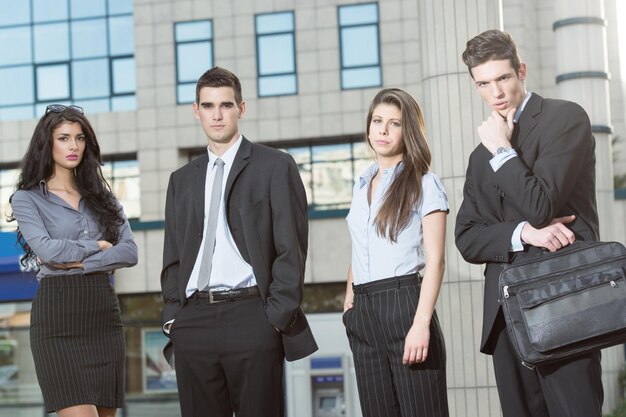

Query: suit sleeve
left=265, top=155, right=309, bottom=331
left=495, top=103, right=593, bottom=228
left=160, top=174, right=182, bottom=323
left=455, top=156, right=519, bottom=264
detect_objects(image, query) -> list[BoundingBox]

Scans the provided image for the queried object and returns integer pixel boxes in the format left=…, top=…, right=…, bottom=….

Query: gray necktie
left=197, top=158, right=225, bottom=291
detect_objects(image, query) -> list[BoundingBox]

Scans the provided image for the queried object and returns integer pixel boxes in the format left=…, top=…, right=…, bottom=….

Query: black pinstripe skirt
left=30, top=274, right=125, bottom=412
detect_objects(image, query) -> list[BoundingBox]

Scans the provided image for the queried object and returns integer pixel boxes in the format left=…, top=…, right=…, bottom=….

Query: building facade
left=0, top=0, right=625, bottom=416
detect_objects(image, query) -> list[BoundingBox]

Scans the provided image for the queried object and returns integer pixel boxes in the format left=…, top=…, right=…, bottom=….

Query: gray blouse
left=10, top=181, right=138, bottom=278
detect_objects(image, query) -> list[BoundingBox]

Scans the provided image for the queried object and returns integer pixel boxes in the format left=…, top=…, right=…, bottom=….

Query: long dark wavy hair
left=8, top=107, right=122, bottom=267
left=366, top=88, right=432, bottom=243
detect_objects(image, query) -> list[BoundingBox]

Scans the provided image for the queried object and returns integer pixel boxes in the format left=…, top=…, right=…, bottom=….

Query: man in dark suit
left=160, top=67, right=317, bottom=417
left=455, top=30, right=602, bottom=417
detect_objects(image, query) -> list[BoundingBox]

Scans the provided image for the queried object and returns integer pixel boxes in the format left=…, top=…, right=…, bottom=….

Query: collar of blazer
left=515, top=93, right=542, bottom=149
left=189, top=137, right=253, bottom=228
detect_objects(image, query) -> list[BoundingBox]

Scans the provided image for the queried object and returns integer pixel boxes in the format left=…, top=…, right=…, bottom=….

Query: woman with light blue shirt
left=9, top=105, right=137, bottom=417
left=343, top=88, right=449, bottom=417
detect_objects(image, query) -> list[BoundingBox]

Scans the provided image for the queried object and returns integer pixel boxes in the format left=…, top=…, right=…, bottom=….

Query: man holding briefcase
left=455, top=29, right=603, bottom=417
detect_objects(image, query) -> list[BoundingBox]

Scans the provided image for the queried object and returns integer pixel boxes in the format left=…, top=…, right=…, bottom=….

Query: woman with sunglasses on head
left=343, top=88, right=449, bottom=417
left=8, top=104, right=138, bottom=417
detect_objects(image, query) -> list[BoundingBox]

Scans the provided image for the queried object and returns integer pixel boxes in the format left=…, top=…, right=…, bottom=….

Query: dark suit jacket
left=455, top=93, right=599, bottom=354
left=161, top=137, right=318, bottom=363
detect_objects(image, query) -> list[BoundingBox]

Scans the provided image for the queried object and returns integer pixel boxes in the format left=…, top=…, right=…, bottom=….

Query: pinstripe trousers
left=344, top=274, right=449, bottom=417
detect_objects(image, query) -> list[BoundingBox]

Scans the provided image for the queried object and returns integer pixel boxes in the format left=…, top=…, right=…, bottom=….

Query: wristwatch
left=494, top=146, right=512, bottom=157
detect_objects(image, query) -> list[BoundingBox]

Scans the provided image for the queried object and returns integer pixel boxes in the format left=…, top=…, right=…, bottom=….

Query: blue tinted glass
left=108, top=0, right=133, bottom=15
left=341, top=67, right=381, bottom=89
left=258, top=74, right=296, bottom=97
left=0, top=66, right=34, bottom=105
left=258, top=34, right=295, bottom=75
left=0, top=106, right=34, bottom=121
left=339, top=3, right=378, bottom=26
left=0, top=0, right=31, bottom=26
left=312, top=143, right=351, bottom=162
left=177, top=42, right=213, bottom=82
left=341, top=26, right=379, bottom=67
left=71, top=18, right=107, bottom=58
left=112, top=57, right=135, bottom=94
left=33, top=0, right=68, bottom=23
left=36, top=64, right=70, bottom=101
left=175, top=20, right=212, bottom=42
left=256, top=12, right=294, bottom=35
left=111, top=95, right=136, bottom=111
left=72, top=59, right=109, bottom=99
left=0, top=27, right=32, bottom=65
left=34, top=23, right=70, bottom=63
left=177, top=83, right=196, bottom=104
left=109, top=16, right=134, bottom=55
left=70, top=0, right=106, bottom=19
left=73, top=98, right=110, bottom=113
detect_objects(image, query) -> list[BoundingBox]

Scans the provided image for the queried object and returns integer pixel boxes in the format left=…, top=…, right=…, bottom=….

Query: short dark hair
left=462, top=29, right=521, bottom=78
left=195, top=66, right=242, bottom=104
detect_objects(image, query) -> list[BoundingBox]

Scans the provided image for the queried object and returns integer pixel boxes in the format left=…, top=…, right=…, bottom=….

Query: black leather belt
left=191, top=286, right=260, bottom=303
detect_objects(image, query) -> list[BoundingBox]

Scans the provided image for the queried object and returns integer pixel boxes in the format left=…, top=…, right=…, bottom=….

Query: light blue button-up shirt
left=347, top=162, right=449, bottom=285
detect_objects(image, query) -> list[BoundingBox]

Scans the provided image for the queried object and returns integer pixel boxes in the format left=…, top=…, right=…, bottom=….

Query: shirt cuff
left=490, top=149, right=518, bottom=172
left=510, top=221, right=527, bottom=252
left=163, top=319, right=175, bottom=334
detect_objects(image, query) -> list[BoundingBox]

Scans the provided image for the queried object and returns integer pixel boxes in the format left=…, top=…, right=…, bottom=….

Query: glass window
left=0, top=27, right=32, bottom=66
left=101, top=157, right=141, bottom=219
left=280, top=139, right=370, bottom=212
left=112, top=57, right=136, bottom=94
left=0, top=67, right=33, bottom=106
left=338, top=3, right=382, bottom=90
left=255, top=11, right=297, bottom=97
left=0, top=0, right=30, bottom=26
left=33, top=0, right=68, bottom=23
left=71, top=18, right=108, bottom=59
left=0, top=167, right=20, bottom=231
left=109, top=16, right=134, bottom=56
left=176, top=42, right=213, bottom=83
left=0, top=0, right=135, bottom=120
left=74, top=98, right=110, bottom=114
left=70, top=0, right=106, bottom=19
left=174, top=20, right=213, bottom=104
left=108, top=0, right=133, bottom=15
left=34, top=23, right=70, bottom=63
left=71, top=59, right=110, bottom=99
left=175, top=20, right=212, bottom=42
left=36, top=64, right=70, bottom=101
left=111, top=95, right=137, bottom=112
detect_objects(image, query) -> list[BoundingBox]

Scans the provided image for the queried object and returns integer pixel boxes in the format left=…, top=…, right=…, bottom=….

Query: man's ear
left=518, top=62, right=527, bottom=81
left=193, top=102, right=200, bottom=120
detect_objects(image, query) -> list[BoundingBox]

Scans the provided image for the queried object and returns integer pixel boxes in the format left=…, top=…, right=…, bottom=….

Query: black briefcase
left=499, top=241, right=626, bottom=366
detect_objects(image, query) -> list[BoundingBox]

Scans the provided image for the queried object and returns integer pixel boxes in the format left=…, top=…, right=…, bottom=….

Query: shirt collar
left=38, top=180, right=49, bottom=197
left=513, top=92, right=532, bottom=123
left=207, top=134, right=243, bottom=168
left=358, top=161, right=403, bottom=188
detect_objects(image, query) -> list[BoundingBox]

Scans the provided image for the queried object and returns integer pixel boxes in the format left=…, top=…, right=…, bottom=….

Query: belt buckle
left=208, top=291, right=219, bottom=303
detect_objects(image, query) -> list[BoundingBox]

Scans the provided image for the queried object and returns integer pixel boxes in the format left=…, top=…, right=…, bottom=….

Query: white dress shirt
left=185, top=135, right=256, bottom=297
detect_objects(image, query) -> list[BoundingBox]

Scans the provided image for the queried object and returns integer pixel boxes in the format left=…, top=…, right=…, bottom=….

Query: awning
left=0, top=232, right=38, bottom=302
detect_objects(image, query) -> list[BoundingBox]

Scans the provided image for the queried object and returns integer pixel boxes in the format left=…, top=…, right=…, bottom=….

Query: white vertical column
left=553, top=1, right=623, bottom=413
left=553, top=1, right=614, bottom=240
left=418, top=1, right=503, bottom=416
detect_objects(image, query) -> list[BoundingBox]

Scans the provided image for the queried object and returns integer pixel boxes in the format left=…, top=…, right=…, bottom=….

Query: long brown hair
left=366, top=88, right=432, bottom=242
left=9, top=107, right=122, bottom=268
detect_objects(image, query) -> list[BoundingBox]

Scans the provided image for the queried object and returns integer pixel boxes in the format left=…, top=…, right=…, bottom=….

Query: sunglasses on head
left=45, top=104, right=84, bottom=115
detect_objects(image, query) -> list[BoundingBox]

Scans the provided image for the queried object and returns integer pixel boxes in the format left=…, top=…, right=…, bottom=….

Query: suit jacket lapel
left=225, top=136, right=251, bottom=201
left=516, top=93, right=542, bottom=148
left=191, top=153, right=208, bottom=228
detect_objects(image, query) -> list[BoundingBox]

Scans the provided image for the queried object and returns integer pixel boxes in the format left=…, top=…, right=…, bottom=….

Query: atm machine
left=284, top=313, right=362, bottom=417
